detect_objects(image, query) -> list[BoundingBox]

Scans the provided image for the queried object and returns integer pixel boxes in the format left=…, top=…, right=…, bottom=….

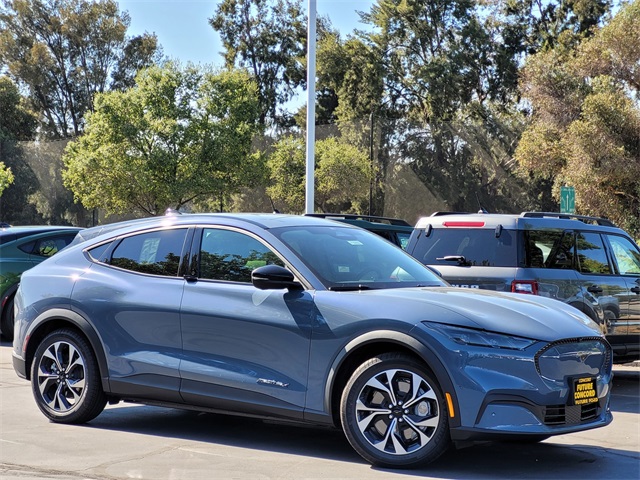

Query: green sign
left=560, top=186, right=575, bottom=214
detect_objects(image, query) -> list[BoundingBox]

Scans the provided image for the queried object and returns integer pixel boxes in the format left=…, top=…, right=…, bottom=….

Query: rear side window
left=524, top=230, right=564, bottom=268
left=18, top=233, right=77, bottom=257
left=412, top=228, right=517, bottom=267
left=576, top=232, right=612, bottom=274
left=109, top=229, right=188, bottom=276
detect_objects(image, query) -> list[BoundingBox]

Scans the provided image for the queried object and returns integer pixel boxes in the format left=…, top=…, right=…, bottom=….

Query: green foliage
left=347, top=0, right=536, bottom=212
left=493, top=0, right=611, bottom=54
left=62, top=64, right=264, bottom=216
left=317, top=33, right=385, bottom=122
left=265, top=136, right=305, bottom=212
left=0, top=76, right=37, bottom=140
left=267, top=136, right=374, bottom=213
left=0, top=75, right=43, bottom=222
left=0, top=0, right=160, bottom=138
left=0, top=160, right=13, bottom=196
left=516, top=0, right=640, bottom=236
left=210, top=0, right=309, bottom=126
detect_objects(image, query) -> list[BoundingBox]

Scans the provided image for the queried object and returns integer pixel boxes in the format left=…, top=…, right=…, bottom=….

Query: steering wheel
left=356, top=268, right=381, bottom=281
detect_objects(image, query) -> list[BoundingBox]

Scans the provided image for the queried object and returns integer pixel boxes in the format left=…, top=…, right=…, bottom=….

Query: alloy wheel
left=35, top=340, right=87, bottom=413
left=354, top=368, right=440, bottom=455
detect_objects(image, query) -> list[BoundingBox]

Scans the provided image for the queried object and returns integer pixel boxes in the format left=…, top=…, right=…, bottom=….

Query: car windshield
left=272, top=225, right=445, bottom=290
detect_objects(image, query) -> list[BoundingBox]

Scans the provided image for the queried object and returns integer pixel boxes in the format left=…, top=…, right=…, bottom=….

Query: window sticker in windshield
left=348, top=240, right=363, bottom=246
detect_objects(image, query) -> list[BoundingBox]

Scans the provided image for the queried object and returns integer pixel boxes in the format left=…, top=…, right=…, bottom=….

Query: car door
left=603, top=233, right=640, bottom=355
left=74, top=227, right=190, bottom=402
left=179, top=227, right=313, bottom=419
left=573, top=231, right=628, bottom=338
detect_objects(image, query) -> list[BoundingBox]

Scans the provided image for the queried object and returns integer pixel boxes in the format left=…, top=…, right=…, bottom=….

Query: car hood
left=314, top=286, right=601, bottom=341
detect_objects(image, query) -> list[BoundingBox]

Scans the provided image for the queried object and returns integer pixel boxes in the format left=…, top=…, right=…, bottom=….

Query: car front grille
left=544, top=402, right=601, bottom=426
left=536, top=337, right=610, bottom=427
left=535, top=337, right=612, bottom=381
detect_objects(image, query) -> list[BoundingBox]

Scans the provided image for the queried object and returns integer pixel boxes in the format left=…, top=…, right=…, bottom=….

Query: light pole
left=305, top=0, right=316, bottom=214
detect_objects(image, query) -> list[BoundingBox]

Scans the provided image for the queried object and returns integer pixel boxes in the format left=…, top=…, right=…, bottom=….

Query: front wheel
left=340, top=352, right=451, bottom=468
left=31, top=329, right=107, bottom=424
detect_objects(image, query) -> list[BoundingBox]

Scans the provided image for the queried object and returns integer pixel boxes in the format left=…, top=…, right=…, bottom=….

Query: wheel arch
left=23, top=308, right=110, bottom=392
left=325, top=330, right=459, bottom=429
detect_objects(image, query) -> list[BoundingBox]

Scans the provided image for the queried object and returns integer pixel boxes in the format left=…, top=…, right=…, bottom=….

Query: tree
left=315, top=32, right=396, bottom=215
left=62, top=64, right=264, bottom=216
left=515, top=0, right=640, bottom=237
left=210, top=0, right=314, bottom=127
left=267, top=136, right=373, bottom=213
left=0, top=161, right=13, bottom=196
left=353, top=0, right=533, bottom=212
left=488, top=0, right=612, bottom=56
left=0, top=75, right=44, bottom=223
left=0, top=75, right=37, bottom=140
left=0, top=0, right=160, bottom=138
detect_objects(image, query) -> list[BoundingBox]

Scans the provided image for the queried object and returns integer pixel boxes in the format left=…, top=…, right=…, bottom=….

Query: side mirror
left=251, top=265, right=301, bottom=290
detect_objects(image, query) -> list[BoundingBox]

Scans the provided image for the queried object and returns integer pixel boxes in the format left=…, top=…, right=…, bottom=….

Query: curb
left=615, top=360, right=640, bottom=368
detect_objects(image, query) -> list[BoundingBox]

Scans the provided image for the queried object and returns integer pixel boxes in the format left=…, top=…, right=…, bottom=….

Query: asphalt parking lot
left=1, top=341, right=638, bottom=480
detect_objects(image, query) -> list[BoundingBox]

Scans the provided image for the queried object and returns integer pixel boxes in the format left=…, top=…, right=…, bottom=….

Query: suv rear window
left=412, top=228, right=517, bottom=267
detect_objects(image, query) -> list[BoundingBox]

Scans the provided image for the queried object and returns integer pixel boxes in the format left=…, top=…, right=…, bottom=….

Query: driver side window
left=607, top=235, right=640, bottom=275
left=199, top=229, right=284, bottom=283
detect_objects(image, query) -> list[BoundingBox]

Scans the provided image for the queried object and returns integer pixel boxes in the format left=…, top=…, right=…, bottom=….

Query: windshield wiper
left=328, top=284, right=373, bottom=291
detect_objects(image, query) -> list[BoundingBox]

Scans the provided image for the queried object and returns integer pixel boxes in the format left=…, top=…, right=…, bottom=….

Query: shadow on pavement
left=86, top=403, right=638, bottom=479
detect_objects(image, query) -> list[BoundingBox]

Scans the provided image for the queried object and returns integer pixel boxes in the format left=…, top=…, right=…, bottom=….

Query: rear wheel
left=31, top=329, right=106, bottom=424
left=0, top=294, right=15, bottom=341
left=340, top=352, right=451, bottom=468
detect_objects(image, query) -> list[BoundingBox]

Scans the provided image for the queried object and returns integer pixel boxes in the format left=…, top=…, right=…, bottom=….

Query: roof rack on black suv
left=520, top=212, right=616, bottom=226
left=305, top=213, right=411, bottom=226
left=406, top=211, right=640, bottom=363
left=304, top=213, right=413, bottom=249
left=430, top=211, right=616, bottom=226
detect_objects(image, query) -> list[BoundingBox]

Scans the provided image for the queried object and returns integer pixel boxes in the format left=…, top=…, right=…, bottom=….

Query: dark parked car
left=305, top=213, right=413, bottom=249
left=12, top=213, right=612, bottom=468
left=0, top=225, right=81, bottom=340
left=406, top=211, right=640, bottom=363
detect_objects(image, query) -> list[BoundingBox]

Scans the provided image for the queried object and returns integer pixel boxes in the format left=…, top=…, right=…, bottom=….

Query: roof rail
left=520, top=212, right=616, bottom=227
left=305, top=213, right=411, bottom=226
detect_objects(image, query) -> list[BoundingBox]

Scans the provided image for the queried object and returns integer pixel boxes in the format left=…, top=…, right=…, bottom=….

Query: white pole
left=305, top=0, right=316, bottom=214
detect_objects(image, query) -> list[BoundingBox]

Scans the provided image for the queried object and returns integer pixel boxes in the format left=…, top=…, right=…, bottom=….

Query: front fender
left=323, top=329, right=460, bottom=428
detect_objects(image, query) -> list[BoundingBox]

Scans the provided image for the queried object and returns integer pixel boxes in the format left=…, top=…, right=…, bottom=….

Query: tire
left=340, top=352, right=451, bottom=468
left=30, top=329, right=107, bottom=424
left=1, top=294, right=15, bottom=341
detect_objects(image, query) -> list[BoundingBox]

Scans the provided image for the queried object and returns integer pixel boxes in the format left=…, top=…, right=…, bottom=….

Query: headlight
left=423, top=322, right=536, bottom=350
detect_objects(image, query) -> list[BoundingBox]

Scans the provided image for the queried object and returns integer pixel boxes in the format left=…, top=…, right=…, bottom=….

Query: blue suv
left=12, top=213, right=612, bottom=468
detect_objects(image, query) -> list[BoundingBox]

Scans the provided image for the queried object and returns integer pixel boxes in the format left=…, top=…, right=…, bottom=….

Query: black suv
left=305, top=214, right=413, bottom=249
left=406, top=212, right=640, bottom=363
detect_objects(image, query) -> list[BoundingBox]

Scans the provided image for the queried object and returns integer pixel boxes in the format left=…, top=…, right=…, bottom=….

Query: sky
left=117, top=0, right=375, bottom=66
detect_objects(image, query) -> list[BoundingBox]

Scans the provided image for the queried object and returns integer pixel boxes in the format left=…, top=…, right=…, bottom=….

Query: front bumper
left=450, top=393, right=612, bottom=441
left=414, top=324, right=613, bottom=439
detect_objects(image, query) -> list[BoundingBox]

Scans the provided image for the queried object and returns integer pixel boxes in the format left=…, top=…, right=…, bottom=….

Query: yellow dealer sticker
left=571, top=376, right=598, bottom=405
